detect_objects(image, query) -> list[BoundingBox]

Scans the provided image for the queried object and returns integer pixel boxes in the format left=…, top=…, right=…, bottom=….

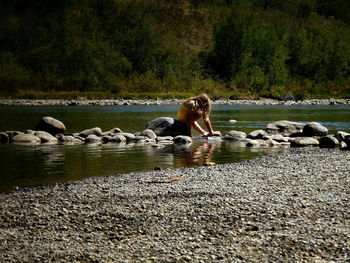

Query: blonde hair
left=185, top=94, right=211, bottom=120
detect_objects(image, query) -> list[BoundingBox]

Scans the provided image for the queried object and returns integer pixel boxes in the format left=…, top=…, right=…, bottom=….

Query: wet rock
left=34, top=131, right=58, bottom=143
left=141, top=129, right=157, bottom=139
left=318, top=136, right=339, bottom=148
left=263, top=134, right=290, bottom=142
left=156, top=136, right=174, bottom=142
left=145, top=117, right=188, bottom=136
left=79, top=127, right=103, bottom=138
left=266, top=120, right=305, bottom=137
left=334, top=131, right=350, bottom=142
left=290, top=137, right=320, bottom=147
left=229, top=119, right=237, bottom=124
left=247, top=129, right=266, bottom=139
left=11, top=133, right=41, bottom=144
left=224, top=130, right=246, bottom=141
left=118, top=133, right=135, bottom=142
left=0, top=132, right=9, bottom=143
left=6, top=131, right=23, bottom=140
left=302, top=122, right=328, bottom=137
left=84, top=134, right=101, bottom=144
left=173, top=135, right=192, bottom=144
left=102, top=127, right=122, bottom=136
left=57, top=135, right=82, bottom=143
left=35, top=117, right=66, bottom=135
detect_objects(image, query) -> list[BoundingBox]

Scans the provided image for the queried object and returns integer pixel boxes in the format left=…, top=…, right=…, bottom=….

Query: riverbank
left=0, top=98, right=349, bottom=106
left=0, top=147, right=349, bottom=262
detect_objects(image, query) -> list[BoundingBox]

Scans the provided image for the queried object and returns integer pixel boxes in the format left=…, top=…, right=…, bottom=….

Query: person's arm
left=203, top=118, right=222, bottom=137
left=192, top=121, right=209, bottom=136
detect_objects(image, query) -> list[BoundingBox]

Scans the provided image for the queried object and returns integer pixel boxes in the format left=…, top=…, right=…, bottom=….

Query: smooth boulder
left=85, top=134, right=101, bottom=144
left=145, top=117, right=188, bottom=136
left=11, top=134, right=41, bottom=144
left=224, top=130, right=246, bottom=141
left=79, top=127, right=103, bottom=138
left=247, top=129, right=266, bottom=139
left=141, top=129, right=157, bottom=139
left=173, top=135, right=192, bottom=144
left=34, top=131, right=58, bottom=143
left=290, top=137, right=320, bottom=147
left=318, top=136, right=339, bottom=148
left=35, top=117, right=66, bottom=135
left=266, top=120, right=305, bottom=137
left=302, top=122, right=328, bottom=137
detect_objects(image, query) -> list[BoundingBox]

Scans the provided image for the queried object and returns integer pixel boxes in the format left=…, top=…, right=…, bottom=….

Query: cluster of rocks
left=0, top=98, right=349, bottom=106
left=1, top=117, right=349, bottom=152
left=223, top=120, right=350, bottom=150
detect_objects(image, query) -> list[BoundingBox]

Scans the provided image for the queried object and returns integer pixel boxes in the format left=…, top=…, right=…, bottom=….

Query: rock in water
left=141, top=129, right=157, bottom=139
left=302, top=122, right=328, bottom=137
left=247, top=129, right=266, bottom=139
left=34, top=131, right=58, bottom=143
left=79, top=127, right=103, bottom=138
left=266, top=120, right=305, bottom=137
left=35, top=117, right=66, bottom=135
left=224, top=130, right=246, bottom=141
left=145, top=117, right=188, bottom=136
left=290, top=137, right=320, bottom=147
left=0, top=132, right=9, bottom=143
left=318, top=136, right=339, bottom=148
left=11, top=134, right=41, bottom=144
left=173, top=135, right=192, bottom=144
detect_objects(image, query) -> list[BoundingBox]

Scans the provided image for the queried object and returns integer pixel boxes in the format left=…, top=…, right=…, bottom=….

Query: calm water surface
left=0, top=104, right=349, bottom=191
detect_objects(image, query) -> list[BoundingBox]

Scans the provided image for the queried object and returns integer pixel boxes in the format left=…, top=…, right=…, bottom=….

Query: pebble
left=0, top=148, right=349, bottom=262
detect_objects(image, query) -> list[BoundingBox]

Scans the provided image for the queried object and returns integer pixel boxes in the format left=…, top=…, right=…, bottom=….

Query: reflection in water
left=176, top=139, right=221, bottom=167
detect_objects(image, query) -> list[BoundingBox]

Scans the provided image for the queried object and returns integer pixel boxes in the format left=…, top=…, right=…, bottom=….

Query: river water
left=0, top=104, right=349, bottom=191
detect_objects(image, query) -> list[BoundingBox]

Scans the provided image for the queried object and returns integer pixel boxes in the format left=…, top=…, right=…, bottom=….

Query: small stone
left=290, top=137, right=320, bottom=147
left=224, top=130, right=246, bottom=141
left=141, top=129, right=157, bottom=139
left=247, top=129, right=266, bottom=139
left=84, top=134, right=101, bottom=144
left=34, top=131, right=58, bottom=143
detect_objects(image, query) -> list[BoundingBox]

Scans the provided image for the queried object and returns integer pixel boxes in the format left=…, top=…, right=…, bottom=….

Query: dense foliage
left=1, top=0, right=350, bottom=98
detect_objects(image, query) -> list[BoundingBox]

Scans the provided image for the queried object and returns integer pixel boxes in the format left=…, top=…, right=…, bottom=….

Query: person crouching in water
left=176, top=94, right=222, bottom=137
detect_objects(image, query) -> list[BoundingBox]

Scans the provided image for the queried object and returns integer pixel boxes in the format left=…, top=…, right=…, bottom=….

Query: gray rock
left=57, top=135, right=82, bottom=143
left=263, top=134, right=290, bottom=143
left=25, top=129, right=35, bottom=135
left=102, top=127, right=122, bottom=136
left=245, top=139, right=261, bottom=147
left=34, top=131, right=58, bottom=143
left=113, top=135, right=127, bottom=143
left=318, top=136, right=339, bottom=148
left=266, top=120, right=305, bottom=137
left=79, top=127, right=103, bottom=138
left=290, top=137, right=320, bottom=147
left=173, top=135, right=192, bottom=144
left=35, top=117, right=66, bottom=135
left=339, top=141, right=349, bottom=150
left=6, top=131, right=23, bottom=140
left=224, top=130, right=246, bottom=141
left=11, top=133, right=41, bottom=144
left=84, top=134, right=101, bottom=144
left=266, top=139, right=281, bottom=147
left=334, top=131, right=350, bottom=142
left=0, top=132, right=9, bottom=143
left=133, top=136, right=148, bottom=141
left=141, top=129, right=157, bottom=139
left=118, top=133, right=135, bottom=142
left=247, top=129, right=266, bottom=139
left=145, top=117, right=188, bottom=136
left=156, top=136, right=174, bottom=141
left=302, top=122, right=328, bottom=137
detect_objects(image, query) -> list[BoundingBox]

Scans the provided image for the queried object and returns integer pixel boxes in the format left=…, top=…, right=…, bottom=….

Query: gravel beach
left=0, top=147, right=349, bottom=262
